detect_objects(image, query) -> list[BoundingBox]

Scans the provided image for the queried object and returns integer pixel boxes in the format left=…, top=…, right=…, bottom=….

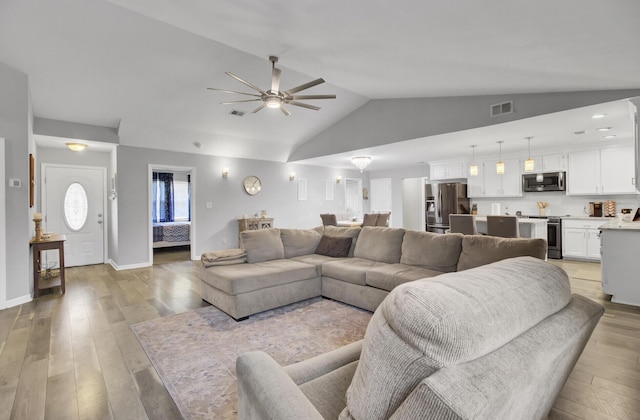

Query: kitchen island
left=474, top=216, right=548, bottom=240
left=600, top=220, right=640, bottom=307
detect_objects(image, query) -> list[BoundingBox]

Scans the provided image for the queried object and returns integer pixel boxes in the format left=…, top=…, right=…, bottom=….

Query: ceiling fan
left=207, top=56, right=336, bottom=116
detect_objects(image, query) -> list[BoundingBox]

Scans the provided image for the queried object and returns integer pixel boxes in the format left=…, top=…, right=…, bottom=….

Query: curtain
left=152, top=172, right=174, bottom=222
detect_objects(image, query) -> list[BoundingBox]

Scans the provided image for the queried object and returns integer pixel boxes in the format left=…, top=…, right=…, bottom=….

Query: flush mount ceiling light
left=496, top=141, right=505, bottom=175
left=351, top=156, right=372, bottom=172
left=469, top=145, right=478, bottom=177
left=524, top=136, right=535, bottom=172
left=66, top=142, right=88, bottom=152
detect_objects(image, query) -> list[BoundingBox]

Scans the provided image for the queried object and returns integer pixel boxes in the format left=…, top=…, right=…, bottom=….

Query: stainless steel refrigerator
left=425, top=183, right=470, bottom=233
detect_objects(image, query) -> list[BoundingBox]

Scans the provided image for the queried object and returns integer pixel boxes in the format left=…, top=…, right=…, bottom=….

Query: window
left=152, top=171, right=190, bottom=223
left=64, top=182, right=88, bottom=231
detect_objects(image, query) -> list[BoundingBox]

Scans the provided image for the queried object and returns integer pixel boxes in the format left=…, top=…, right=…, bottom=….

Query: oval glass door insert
left=64, top=182, right=88, bottom=231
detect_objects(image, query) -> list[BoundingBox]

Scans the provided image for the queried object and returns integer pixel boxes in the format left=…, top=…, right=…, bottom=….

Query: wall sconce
left=496, top=141, right=505, bottom=175
left=222, top=167, right=229, bottom=178
left=289, top=172, right=296, bottom=181
left=336, top=176, right=342, bottom=183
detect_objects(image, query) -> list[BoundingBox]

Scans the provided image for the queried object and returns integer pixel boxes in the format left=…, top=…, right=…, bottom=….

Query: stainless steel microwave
left=522, top=172, right=566, bottom=192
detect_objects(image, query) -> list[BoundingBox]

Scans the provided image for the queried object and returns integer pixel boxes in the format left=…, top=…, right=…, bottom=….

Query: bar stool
left=486, top=215, right=519, bottom=238
left=449, top=214, right=478, bottom=235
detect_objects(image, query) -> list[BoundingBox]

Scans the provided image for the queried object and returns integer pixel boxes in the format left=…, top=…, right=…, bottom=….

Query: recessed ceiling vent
left=229, top=110, right=245, bottom=117
left=490, top=100, right=514, bottom=117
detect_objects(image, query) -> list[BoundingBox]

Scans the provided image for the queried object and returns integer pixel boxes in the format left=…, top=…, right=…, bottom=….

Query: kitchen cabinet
left=430, top=161, right=465, bottom=180
left=567, top=146, right=636, bottom=195
left=468, top=158, right=522, bottom=197
left=527, top=153, right=565, bottom=173
left=562, top=219, right=602, bottom=261
left=601, top=147, right=636, bottom=193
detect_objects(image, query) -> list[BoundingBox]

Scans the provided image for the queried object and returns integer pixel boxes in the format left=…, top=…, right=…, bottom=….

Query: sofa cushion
left=366, top=264, right=444, bottom=292
left=322, top=226, right=361, bottom=256
left=353, top=227, right=405, bottom=263
left=281, top=228, right=322, bottom=258
left=240, top=228, right=285, bottom=263
left=321, top=258, right=388, bottom=286
left=342, top=257, right=572, bottom=420
left=400, top=231, right=463, bottom=272
left=315, top=235, right=353, bottom=258
left=290, top=254, right=345, bottom=276
left=456, top=235, right=547, bottom=271
left=200, top=259, right=318, bottom=295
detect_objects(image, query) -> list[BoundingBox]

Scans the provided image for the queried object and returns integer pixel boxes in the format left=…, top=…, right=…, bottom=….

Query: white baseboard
left=3, top=293, right=33, bottom=309
left=108, top=259, right=152, bottom=271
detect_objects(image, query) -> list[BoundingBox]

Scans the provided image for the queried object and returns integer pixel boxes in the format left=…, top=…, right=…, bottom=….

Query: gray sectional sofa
left=200, top=226, right=547, bottom=320
left=236, top=257, right=604, bottom=419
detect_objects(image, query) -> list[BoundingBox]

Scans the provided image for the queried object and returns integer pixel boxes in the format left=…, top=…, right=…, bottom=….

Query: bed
left=153, top=221, right=191, bottom=248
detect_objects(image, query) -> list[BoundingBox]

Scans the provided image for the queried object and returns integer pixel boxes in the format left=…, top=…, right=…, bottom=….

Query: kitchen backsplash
left=472, top=192, right=640, bottom=217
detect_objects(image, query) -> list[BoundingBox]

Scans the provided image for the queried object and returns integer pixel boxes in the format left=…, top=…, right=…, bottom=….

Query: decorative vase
left=539, top=207, right=546, bottom=216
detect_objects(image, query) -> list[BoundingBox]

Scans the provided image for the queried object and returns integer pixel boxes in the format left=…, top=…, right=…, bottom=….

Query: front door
left=43, top=164, right=106, bottom=267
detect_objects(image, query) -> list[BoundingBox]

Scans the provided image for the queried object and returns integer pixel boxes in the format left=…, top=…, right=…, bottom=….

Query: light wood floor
left=0, top=254, right=638, bottom=419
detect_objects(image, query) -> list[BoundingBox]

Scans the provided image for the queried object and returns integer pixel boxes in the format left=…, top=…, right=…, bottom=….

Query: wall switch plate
left=9, top=178, right=21, bottom=188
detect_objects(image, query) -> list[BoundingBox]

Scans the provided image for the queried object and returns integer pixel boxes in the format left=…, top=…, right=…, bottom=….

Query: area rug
left=131, top=297, right=372, bottom=419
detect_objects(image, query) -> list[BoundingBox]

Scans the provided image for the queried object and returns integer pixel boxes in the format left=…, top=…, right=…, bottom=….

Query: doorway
left=370, top=178, right=392, bottom=225
left=344, top=178, right=363, bottom=218
left=42, top=164, right=107, bottom=267
left=148, top=165, right=197, bottom=264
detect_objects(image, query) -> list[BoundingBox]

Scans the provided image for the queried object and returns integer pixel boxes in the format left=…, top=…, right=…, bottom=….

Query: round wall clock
left=243, top=175, right=262, bottom=195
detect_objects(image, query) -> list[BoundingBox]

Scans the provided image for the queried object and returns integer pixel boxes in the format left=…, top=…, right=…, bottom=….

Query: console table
left=30, top=234, right=66, bottom=297
left=237, top=218, right=274, bottom=245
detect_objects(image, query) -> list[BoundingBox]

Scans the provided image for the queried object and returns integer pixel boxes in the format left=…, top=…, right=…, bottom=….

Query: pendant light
left=496, top=141, right=505, bottom=175
left=524, top=136, right=535, bottom=172
left=469, top=145, right=478, bottom=176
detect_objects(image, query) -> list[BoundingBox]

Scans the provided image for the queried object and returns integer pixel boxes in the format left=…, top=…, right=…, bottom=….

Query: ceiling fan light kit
left=208, top=56, right=336, bottom=116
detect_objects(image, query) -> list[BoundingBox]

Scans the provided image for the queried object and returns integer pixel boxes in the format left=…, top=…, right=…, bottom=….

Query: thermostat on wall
left=9, top=178, right=21, bottom=188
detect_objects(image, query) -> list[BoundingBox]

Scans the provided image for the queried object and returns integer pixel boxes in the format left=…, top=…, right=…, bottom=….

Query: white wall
left=0, top=63, right=31, bottom=304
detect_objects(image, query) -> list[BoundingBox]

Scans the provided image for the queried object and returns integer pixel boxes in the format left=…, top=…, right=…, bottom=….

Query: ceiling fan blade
left=287, top=101, right=321, bottom=111
left=221, top=99, right=262, bottom=104
left=226, top=71, right=266, bottom=94
left=283, top=78, right=325, bottom=95
left=288, top=94, right=336, bottom=100
left=271, top=67, right=281, bottom=93
left=207, top=87, right=261, bottom=97
left=252, top=103, right=267, bottom=114
left=280, top=104, right=291, bottom=116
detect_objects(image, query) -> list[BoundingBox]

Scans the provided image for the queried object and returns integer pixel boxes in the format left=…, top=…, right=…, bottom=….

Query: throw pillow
left=315, top=235, right=352, bottom=258
left=240, top=228, right=285, bottom=263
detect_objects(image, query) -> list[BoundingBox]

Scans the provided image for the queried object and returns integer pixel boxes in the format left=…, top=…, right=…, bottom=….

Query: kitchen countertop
left=475, top=216, right=547, bottom=224
left=599, top=220, right=640, bottom=230
left=561, top=215, right=611, bottom=221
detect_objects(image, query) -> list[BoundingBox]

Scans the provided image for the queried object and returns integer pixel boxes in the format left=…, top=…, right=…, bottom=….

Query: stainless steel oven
left=525, top=215, right=562, bottom=259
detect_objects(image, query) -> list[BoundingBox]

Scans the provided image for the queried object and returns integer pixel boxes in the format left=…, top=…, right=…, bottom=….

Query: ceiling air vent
left=490, top=101, right=514, bottom=117
left=229, top=110, right=245, bottom=117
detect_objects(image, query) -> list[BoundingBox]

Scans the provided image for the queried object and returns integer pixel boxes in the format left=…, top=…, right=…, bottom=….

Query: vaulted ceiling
left=2, top=0, right=639, bottom=169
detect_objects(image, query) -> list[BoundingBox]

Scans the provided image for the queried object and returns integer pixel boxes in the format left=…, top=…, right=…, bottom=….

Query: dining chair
left=449, top=214, right=478, bottom=235
left=362, top=213, right=379, bottom=227
left=376, top=212, right=390, bottom=227
left=320, top=213, right=338, bottom=226
left=486, top=215, right=519, bottom=238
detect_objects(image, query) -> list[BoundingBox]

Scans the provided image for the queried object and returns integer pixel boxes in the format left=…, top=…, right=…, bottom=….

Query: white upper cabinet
left=568, top=146, right=636, bottom=195
left=526, top=153, right=565, bottom=173
left=468, top=158, right=522, bottom=198
left=601, top=146, right=636, bottom=194
left=430, top=161, right=465, bottom=180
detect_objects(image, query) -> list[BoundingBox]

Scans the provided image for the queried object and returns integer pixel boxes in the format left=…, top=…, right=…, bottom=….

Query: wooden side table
left=30, top=234, right=66, bottom=297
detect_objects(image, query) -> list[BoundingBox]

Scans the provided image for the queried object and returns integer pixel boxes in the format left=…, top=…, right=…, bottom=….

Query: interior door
left=43, top=165, right=105, bottom=267
left=370, top=178, right=392, bottom=223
